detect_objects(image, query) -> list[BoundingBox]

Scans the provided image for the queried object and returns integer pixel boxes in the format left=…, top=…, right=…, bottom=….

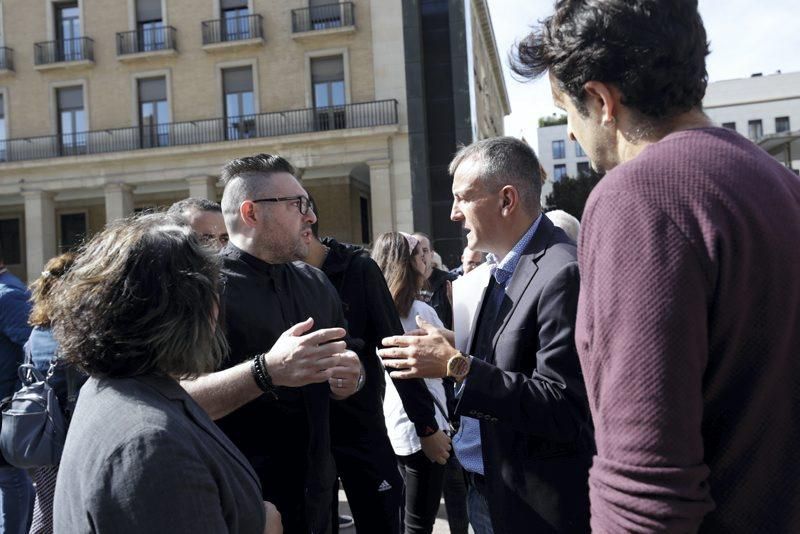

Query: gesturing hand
left=378, top=316, right=459, bottom=379
left=263, top=318, right=348, bottom=388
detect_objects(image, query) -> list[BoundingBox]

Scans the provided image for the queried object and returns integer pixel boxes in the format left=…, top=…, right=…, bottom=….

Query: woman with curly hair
left=49, top=213, right=280, bottom=534
left=23, top=251, right=85, bottom=534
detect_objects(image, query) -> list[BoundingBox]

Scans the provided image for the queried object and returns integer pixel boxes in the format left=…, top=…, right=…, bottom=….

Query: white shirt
left=383, top=300, right=450, bottom=457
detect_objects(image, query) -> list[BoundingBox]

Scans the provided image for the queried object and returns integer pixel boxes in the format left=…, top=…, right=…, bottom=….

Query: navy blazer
left=456, top=216, right=594, bottom=533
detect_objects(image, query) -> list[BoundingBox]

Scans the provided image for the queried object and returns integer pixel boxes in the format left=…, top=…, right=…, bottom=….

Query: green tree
left=544, top=171, right=602, bottom=220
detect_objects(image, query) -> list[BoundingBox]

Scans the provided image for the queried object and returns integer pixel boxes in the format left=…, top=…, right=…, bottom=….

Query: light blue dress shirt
left=453, top=214, right=542, bottom=475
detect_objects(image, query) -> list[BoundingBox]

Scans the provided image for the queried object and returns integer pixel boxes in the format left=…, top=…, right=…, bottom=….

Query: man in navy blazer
left=379, top=137, right=594, bottom=533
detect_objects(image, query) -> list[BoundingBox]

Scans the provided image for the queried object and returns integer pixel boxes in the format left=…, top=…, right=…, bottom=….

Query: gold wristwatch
left=446, top=351, right=471, bottom=380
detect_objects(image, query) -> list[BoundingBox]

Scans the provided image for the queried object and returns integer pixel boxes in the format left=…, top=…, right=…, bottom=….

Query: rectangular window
left=553, top=164, right=567, bottom=182
left=0, top=94, right=6, bottom=162
left=59, top=212, right=86, bottom=252
left=311, top=55, right=346, bottom=130
left=552, top=139, right=565, bottom=159
left=138, top=77, right=169, bottom=148
left=221, top=0, right=251, bottom=40
left=136, top=0, right=165, bottom=52
left=748, top=119, right=763, bottom=141
left=722, top=122, right=736, bottom=131
left=776, top=116, right=790, bottom=133
left=55, top=2, right=82, bottom=62
left=57, top=86, right=86, bottom=155
left=223, top=66, right=255, bottom=140
left=577, top=161, right=590, bottom=177
left=0, top=218, right=22, bottom=265
left=575, top=142, right=586, bottom=157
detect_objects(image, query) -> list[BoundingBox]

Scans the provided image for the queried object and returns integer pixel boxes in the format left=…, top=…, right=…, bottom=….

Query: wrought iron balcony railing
left=0, top=99, right=398, bottom=163
left=202, top=14, right=263, bottom=45
left=117, top=25, right=177, bottom=55
left=292, top=2, right=354, bottom=33
left=34, top=37, right=94, bottom=65
left=0, top=47, right=13, bottom=71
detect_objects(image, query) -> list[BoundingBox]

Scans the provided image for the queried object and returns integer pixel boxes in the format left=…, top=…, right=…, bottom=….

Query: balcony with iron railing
left=34, top=37, right=94, bottom=69
left=292, top=3, right=355, bottom=36
left=117, top=25, right=177, bottom=59
left=0, top=47, right=13, bottom=73
left=0, top=99, right=398, bottom=163
left=202, top=14, right=264, bottom=49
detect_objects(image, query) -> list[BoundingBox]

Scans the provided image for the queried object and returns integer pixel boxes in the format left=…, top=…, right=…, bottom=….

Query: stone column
left=187, top=176, right=218, bottom=201
left=367, top=159, right=394, bottom=239
left=22, top=190, right=56, bottom=282
left=104, top=183, right=134, bottom=224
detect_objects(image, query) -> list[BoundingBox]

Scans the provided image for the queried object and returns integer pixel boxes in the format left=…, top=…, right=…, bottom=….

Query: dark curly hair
left=50, top=213, right=227, bottom=379
left=512, top=0, right=710, bottom=119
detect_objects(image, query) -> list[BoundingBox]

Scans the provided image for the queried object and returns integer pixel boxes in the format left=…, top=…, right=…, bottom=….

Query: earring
left=602, top=116, right=616, bottom=127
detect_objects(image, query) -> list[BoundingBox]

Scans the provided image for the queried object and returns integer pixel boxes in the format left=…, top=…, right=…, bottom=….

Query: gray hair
left=545, top=209, right=581, bottom=243
left=167, top=197, right=221, bottom=217
left=448, top=136, right=542, bottom=212
left=220, top=154, right=297, bottom=231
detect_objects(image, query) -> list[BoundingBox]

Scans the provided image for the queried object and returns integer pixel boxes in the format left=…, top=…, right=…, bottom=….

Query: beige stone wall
left=0, top=0, right=377, bottom=137
left=469, top=0, right=508, bottom=140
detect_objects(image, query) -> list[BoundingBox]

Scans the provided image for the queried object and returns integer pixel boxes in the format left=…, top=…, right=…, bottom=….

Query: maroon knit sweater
left=576, top=127, right=800, bottom=532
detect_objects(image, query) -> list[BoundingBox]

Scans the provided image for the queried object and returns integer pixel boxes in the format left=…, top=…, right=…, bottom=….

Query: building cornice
left=472, top=0, right=511, bottom=116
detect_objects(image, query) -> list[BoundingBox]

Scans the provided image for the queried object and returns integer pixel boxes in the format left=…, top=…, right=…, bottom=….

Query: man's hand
left=264, top=501, right=282, bottom=534
left=378, top=316, right=459, bottom=379
left=420, top=429, right=452, bottom=465
left=264, top=317, right=348, bottom=388
left=328, top=350, right=363, bottom=400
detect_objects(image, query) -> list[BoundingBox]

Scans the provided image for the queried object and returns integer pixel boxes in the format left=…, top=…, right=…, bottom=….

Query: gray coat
left=53, top=375, right=265, bottom=534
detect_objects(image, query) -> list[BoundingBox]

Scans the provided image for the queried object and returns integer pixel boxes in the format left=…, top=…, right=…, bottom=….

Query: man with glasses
left=182, top=154, right=363, bottom=534
left=167, top=197, right=229, bottom=251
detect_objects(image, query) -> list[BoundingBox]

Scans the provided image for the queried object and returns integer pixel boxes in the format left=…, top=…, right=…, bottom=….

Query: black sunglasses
left=251, top=195, right=314, bottom=215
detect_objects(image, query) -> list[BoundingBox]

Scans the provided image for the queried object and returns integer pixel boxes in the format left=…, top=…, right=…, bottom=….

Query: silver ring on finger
left=337, top=377, right=343, bottom=388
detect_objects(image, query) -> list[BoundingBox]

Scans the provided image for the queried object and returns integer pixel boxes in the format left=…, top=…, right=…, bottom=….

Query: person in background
left=413, top=233, right=457, bottom=330
left=544, top=210, right=580, bottom=243
left=0, top=247, right=34, bottom=534
left=514, top=0, right=800, bottom=530
left=304, top=211, right=441, bottom=534
left=450, top=246, right=485, bottom=278
left=50, top=213, right=280, bottom=533
left=372, top=232, right=451, bottom=534
left=167, top=197, right=229, bottom=251
left=24, top=252, right=88, bottom=534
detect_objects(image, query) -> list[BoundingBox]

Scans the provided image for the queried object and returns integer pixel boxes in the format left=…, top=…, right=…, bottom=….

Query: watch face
left=449, top=356, right=469, bottom=378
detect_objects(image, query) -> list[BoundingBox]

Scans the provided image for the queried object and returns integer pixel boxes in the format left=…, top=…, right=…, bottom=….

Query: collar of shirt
left=222, top=243, right=284, bottom=279
left=486, top=214, right=542, bottom=286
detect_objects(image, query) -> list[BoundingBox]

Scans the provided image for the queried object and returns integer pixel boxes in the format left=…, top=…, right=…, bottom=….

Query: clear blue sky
left=487, top=0, right=800, bottom=146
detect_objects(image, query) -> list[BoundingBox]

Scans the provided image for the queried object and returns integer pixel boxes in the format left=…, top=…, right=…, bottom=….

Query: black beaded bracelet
left=251, top=353, right=278, bottom=399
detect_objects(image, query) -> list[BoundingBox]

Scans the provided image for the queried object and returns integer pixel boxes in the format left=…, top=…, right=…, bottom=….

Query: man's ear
left=500, top=186, right=519, bottom=216
left=583, top=81, right=619, bottom=125
left=239, top=201, right=258, bottom=228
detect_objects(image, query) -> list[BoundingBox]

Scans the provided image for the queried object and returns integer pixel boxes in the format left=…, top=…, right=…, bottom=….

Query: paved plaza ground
left=337, top=489, right=461, bottom=534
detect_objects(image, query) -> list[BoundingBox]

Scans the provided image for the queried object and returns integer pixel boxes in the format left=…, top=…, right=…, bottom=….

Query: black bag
left=0, top=361, right=76, bottom=469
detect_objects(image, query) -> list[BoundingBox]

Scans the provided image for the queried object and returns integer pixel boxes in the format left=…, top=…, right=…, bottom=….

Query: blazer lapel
left=489, top=218, right=555, bottom=359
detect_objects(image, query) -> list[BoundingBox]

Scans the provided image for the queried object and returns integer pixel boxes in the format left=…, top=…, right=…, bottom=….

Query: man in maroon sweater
left=513, top=0, right=800, bottom=532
